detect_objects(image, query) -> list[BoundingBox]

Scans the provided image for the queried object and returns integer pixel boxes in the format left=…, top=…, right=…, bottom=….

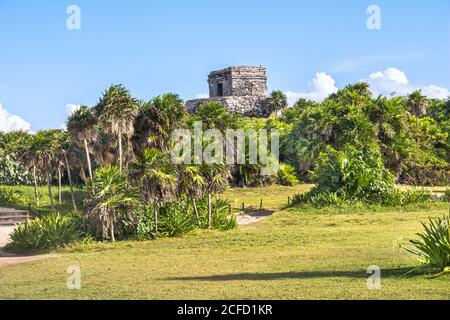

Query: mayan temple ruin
left=186, top=66, right=269, bottom=117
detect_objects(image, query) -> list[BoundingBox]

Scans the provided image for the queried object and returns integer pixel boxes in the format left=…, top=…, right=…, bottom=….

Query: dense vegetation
left=281, top=84, right=450, bottom=186
left=1, top=83, right=449, bottom=253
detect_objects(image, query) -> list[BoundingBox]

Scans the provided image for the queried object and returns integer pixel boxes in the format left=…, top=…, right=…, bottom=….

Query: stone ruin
left=186, top=66, right=269, bottom=117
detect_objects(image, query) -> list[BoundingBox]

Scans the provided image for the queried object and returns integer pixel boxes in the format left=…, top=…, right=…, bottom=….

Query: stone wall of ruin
left=186, top=66, right=269, bottom=118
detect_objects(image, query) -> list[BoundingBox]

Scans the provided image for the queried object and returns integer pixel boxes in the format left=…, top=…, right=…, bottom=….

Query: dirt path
left=0, top=226, right=14, bottom=248
left=237, top=210, right=274, bottom=226
left=0, top=226, right=58, bottom=268
left=0, top=250, right=58, bottom=268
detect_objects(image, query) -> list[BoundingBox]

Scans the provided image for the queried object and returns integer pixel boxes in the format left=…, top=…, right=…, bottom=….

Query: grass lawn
left=0, top=185, right=449, bottom=300
left=0, top=185, right=85, bottom=216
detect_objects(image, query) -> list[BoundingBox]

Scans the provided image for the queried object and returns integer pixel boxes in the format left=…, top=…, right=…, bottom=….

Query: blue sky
left=0, top=0, right=449, bottom=131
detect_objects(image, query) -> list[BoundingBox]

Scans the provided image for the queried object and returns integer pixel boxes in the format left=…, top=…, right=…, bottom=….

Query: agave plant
left=404, top=215, right=450, bottom=274
left=8, top=213, right=84, bottom=252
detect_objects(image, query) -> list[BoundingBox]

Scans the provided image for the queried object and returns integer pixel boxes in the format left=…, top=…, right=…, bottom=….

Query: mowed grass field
left=0, top=185, right=449, bottom=300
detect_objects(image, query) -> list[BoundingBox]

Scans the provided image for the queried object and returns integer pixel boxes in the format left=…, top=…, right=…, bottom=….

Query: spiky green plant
left=0, top=187, right=27, bottom=205
left=8, top=213, right=84, bottom=252
left=404, top=215, right=450, bottom=274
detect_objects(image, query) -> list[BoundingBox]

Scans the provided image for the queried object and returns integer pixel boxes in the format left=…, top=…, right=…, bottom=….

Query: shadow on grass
left=165, top=268, right=421, bottom=282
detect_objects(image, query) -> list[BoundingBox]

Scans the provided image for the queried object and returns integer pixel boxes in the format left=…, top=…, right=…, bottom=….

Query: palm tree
left=85, top=165, right=140, bottom=241
left=16, top=133, right=40, bottom=206
left=92, top=131, right=118, bottom=166
left=329, top=82, right=372, bottom=107
left=58, top=132, right=78, bottom=210
left=192, top=101, right=239, bottom=132
left=56, top=159, right=64, bottom=204
left=67, top=105, right=97, bottom=180
left=96, top=85, right=138, bottom=172
left=201, top=164, right=229, bottom=229
left=22, top=131, right=60, bottom=211
left=266, top=90, right=288, bottom=117
left=177, top=165, right=205, bottom=224
left=130, top=148, right=176, bottom=234
left=133, top=94, right=187, bottom=155
left=365, top=96, right=410, bottom=177
left=407, top=90, right=429, bottom=129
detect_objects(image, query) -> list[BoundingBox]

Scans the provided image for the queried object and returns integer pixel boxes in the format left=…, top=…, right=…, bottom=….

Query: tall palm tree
left=56, top=159, right=64, bottom=204
left=17, top=133, right=40, bottom=206
left=266, top=90, right=288, bottom=117
left=201, top=164, right=229, bottom=229
left=130, top=148, right=176, bottom=233
left=22, top=131, right=60, bottom=211
left=177, top=165, right=205, bottom=224
left=58, top=132, right=78, bottom=210
left=407, top=90, right=429, bottom=129
left=133, top=94, right=187, bottom=155
left=92, top=131, right=117, bottom=166
left=96, top=85, right=138, bottom=172
left=67, top=105, right=97, bottom=180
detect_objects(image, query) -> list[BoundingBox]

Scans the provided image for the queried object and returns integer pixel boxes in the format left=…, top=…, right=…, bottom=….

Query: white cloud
left=365, top=67, right=450, bottom=99
left=285, top=72, right=338, bottom=105
left=0, top=103, right=32, bottom=133
left=421, top=85, right=450, bottom=99
left=284, top=68, right=449, bottom=106
left=66, top=104, right=81, bottom=115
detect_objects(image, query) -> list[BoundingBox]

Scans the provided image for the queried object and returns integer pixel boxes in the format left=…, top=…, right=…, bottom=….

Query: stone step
left=0, top=211, right=28, bottom=218
left=0, top=215, right=30, bottom=226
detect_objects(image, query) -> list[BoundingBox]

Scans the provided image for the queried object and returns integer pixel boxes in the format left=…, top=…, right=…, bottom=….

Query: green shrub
left=7, top=212, right=85, bottom=252
left=133, top=206, right=156, bottom=240
left=0, top=187, right=27, bottom=205
left=292, top=146, right=432, bottom=208
left=159, top=202, right=198, bottom=238
left=443, top=190, right=450, bottom=202
left=131, top=198, right=237, bottom=240
left=196, top=198, right=238, bottom=231
left=384, top=189, right=432, bottom=206
left=292, top=191, right=364, bottom=209
left=311, top=146, right=395, bottom=202
left=293, top=188, right=432, bottom=209
left=277, top=164, right=299, bottom=186
left=210, top=198, right=238, bottom=230
left=404, top=215, right=450, bottom=273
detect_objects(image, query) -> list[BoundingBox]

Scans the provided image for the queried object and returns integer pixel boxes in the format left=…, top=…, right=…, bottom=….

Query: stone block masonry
left=186, top=66, right=269, bottom=117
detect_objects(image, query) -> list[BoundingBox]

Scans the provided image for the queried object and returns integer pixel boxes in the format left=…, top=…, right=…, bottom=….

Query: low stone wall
left=186, top=96, right=268, bottom=118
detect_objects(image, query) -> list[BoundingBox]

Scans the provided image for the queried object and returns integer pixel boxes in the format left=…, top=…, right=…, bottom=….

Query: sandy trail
left=237, top=210, right=274, bottom=226
left=0, top=226, right=58, bottom=268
